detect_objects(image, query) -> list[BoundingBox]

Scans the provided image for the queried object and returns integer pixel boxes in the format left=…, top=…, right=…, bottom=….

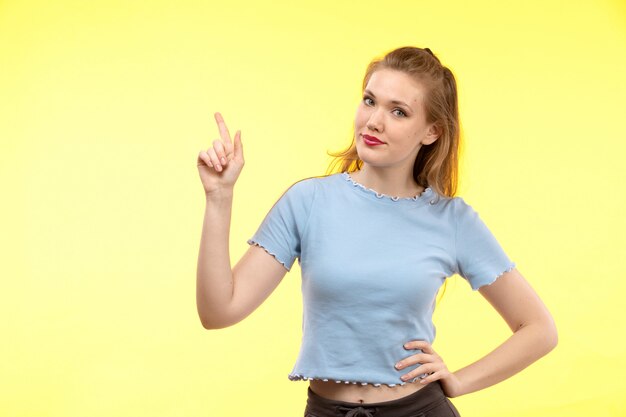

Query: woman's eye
left=363, top=97, right=406, bottom=117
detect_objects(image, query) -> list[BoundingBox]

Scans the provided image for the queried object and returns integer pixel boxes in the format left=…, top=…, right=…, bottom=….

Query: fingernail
left=221, top=157, right=226, bottom=164
left=216, top=165, right=222, bottom=171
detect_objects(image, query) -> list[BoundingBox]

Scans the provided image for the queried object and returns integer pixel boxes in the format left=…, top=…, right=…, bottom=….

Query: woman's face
left=354, top=69, right=439, bottom=169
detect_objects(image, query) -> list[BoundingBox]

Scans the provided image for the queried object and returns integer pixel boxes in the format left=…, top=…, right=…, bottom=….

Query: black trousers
left=304, top=380, right=461, bottom=417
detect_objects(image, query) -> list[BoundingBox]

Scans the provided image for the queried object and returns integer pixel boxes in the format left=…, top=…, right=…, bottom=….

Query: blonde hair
left=324, top=46, right=464, bottom=303
left=325, top=46, right=463, bottom=198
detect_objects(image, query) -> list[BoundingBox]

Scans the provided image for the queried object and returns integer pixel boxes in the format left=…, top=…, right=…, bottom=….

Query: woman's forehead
left=366, top=70, right=424, bottom=106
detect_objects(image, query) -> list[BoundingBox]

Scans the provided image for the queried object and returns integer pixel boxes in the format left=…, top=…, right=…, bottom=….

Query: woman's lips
left=362, top=134, right=385, bottom=146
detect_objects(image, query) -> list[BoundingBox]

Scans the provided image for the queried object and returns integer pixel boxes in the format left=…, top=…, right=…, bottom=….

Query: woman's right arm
left=196, top=190, right=236, bottom=329
left=196, top=112, right=289, bottom=329
left=197, top=190, right=290, bottom=330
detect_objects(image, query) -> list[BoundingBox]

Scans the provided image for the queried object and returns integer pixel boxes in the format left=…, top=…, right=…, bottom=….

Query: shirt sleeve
left=454, top=197, right=516, bottom=291
left=246, top=178, right=316, bottom=272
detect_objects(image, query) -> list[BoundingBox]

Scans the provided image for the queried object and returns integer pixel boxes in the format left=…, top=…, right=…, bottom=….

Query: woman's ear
left=423, top=123, right=442, bottom=145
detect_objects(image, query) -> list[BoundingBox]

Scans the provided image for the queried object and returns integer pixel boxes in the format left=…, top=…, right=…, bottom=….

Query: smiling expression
left=354, top=69, right=440, bottom=167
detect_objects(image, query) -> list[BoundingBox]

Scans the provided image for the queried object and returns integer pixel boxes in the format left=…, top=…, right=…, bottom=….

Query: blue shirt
left=247, top=172, right=516, bottom=387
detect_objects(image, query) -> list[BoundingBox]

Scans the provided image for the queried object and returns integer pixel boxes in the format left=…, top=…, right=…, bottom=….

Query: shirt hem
left=288, top=372, right=427, bottom=388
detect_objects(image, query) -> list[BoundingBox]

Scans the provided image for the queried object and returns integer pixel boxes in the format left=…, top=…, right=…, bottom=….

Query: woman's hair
left=325, top=45, right=462, bottom=198
left=324, top=46, right=463, bottom=303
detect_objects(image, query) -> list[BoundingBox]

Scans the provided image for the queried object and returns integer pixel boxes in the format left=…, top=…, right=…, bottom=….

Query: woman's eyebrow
left=364, top=89, right=412, bottom=109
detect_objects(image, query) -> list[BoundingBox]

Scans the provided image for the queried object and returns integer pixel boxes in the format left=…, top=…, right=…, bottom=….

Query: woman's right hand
left=197, top=112, right=245, bottom=196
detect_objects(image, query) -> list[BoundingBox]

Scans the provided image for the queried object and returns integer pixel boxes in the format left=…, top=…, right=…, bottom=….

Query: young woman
left=196, top=46, right=558, bottom=417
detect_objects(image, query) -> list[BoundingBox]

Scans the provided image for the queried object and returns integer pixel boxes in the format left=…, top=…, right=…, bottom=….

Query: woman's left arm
left=399, top=268, right=558, bottom=397
left=442, top=267, right=558, bottom=397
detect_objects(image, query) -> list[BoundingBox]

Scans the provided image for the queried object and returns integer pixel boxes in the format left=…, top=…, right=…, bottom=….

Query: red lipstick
left=362, top=134, right=385, bottom=146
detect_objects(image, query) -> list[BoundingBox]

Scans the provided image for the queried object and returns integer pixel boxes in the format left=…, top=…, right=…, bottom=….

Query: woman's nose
left=366, top=111, right=384, bottom=132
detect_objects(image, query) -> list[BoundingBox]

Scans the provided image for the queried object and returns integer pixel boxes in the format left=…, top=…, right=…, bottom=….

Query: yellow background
left=1, top=0, right=625, bottom=416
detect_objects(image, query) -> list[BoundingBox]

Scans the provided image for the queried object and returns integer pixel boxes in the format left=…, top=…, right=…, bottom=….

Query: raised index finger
left=214, top=112, right=232, bottom=145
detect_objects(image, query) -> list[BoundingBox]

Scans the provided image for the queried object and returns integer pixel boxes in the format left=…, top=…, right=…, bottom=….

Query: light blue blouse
left=247, top=172, right=516, bottom=387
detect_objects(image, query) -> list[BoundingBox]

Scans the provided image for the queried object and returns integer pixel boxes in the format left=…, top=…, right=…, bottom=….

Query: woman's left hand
left=396, top=340, right=464, bottom=398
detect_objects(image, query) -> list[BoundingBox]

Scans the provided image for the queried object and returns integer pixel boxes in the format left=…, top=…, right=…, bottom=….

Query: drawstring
left=336, top=405, right=379, bottom=417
